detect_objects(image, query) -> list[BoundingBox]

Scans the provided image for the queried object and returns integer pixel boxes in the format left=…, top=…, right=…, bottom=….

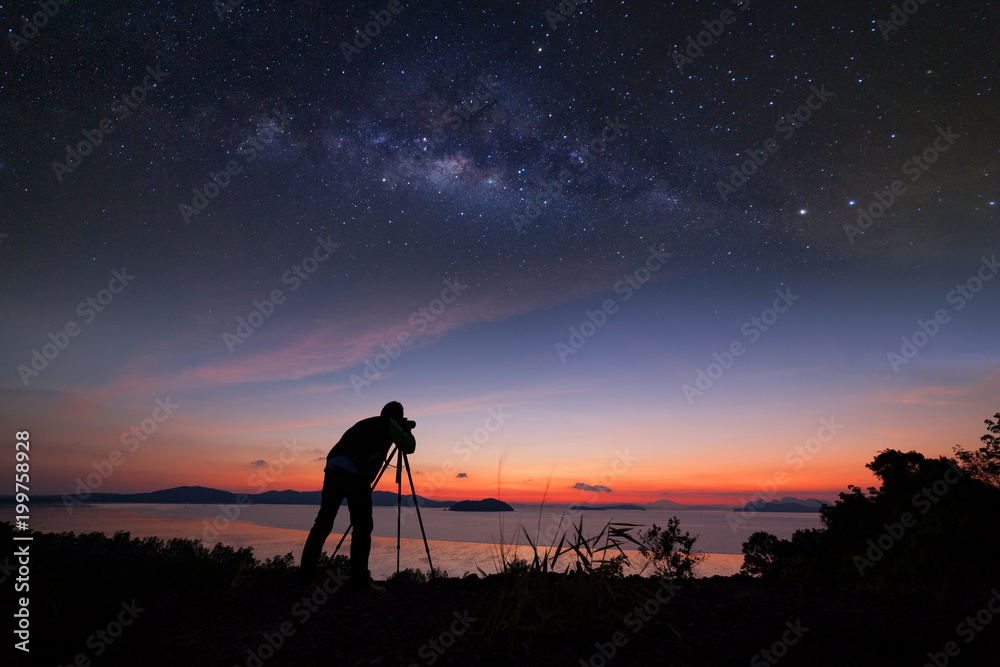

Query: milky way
left=5, top=0, right=994, bottom=287
left=2, top=0, right=998, bottom=498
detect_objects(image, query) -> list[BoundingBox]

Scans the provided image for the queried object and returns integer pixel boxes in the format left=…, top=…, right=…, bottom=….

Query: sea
left=26, top=503, right=822, bottom=579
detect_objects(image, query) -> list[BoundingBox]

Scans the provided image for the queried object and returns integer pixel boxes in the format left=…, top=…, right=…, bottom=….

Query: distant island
left=733, top=497, right=831, bottom=513
left=448, top=498, right=514, bottom=512
left=8, top=486, right=835, bottom=514
left=569, top=504, right=646, bottom=511
left=13, top=485, right=466, bottom=510
left=643, top=498, right=733, bottom=511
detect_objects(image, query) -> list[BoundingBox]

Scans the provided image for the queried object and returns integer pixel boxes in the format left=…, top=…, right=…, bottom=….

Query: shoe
left=348, top=577, right=386, bottom=594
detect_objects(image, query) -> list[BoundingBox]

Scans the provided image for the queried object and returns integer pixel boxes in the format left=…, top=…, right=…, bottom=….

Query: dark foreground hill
left=8, top=522, right=999, bottom=667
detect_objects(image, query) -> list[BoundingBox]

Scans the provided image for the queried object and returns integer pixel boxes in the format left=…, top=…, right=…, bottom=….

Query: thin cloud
left=573, top=482, right=612, bottom=493
left=86, top=267, right=631, bottom=400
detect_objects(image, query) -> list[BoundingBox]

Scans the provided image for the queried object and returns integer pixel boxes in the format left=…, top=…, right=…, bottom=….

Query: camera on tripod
left=401, top=419, right=416, bottom=430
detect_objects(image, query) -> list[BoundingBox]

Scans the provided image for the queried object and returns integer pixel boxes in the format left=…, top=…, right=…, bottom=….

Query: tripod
left=329, top=445, right=436, bottom=581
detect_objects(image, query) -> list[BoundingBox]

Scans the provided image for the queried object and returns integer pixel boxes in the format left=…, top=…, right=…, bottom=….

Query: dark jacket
left=327, top=416, right=416, bottom=484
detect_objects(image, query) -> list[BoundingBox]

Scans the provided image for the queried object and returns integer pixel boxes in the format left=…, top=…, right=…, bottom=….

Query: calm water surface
left=29, top=503, right=822, bottom=578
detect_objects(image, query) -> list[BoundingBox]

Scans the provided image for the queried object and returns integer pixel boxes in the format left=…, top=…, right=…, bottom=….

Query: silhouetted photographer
left=299, top=401, right=415, bottom=592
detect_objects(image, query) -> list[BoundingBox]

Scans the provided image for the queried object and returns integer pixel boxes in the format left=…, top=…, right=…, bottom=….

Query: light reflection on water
left=28, top=503, right=821, bottom=579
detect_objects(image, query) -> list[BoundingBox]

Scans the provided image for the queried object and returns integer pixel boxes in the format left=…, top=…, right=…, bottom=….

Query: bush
left=0, top=522, right=296, bottom=666
left=740, top=531, right=781, bottom=578
left=638, top=516, right=705, bottom=580
left=953, top=411, right=1000, bottom=488
left=737, top=439, right=1000, bottom=591
left=387, top=566, right=448, bottom=585
left=480, top=518, right=645, bottom=647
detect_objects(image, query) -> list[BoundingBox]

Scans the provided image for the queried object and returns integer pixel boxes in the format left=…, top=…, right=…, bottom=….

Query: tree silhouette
left=740, top=531, right=780, bottom=578
left=738, top=413, right=1000, bottom=591
left=638, top=516, right=705, bottom=579
left=953, top=411, right=1000, bottom=488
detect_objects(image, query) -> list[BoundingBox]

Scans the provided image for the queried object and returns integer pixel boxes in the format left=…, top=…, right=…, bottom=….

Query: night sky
left=2, top=0, right=997, bottom=503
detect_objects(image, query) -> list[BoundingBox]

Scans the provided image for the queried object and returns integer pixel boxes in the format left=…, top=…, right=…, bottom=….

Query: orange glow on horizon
left=93, top=469, right=869, bottom=507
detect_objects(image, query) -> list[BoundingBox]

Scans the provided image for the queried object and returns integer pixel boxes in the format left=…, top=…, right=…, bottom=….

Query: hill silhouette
left=15, top=485, right=459, bottom=508
left=734, top=497, right=830, bottom=513
left=448, top=498, right=514, bottom=512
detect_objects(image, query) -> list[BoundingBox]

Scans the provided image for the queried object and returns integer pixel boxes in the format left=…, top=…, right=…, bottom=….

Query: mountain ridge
left=6, top=487, right=830, bottom=512
left=13, top=485, right=456, bottom=508
left=733, top=497, right=831, bottom=513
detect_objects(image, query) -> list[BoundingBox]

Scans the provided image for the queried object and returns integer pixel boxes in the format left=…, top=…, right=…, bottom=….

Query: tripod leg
left=402, top=452, right=436, bottom=581
left=373, top=445, right=398, bottom=491
left=329, top=523, right=352, bottom=560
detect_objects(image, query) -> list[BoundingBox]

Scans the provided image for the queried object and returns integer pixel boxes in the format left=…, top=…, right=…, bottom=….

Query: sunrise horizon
left=5, top=1, right=1000, bottom=663
left=12, top=375, right=983, bottom=507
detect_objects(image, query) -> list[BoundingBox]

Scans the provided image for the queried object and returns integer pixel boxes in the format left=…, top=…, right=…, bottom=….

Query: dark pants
left=300, top=466, right=373, bottom=582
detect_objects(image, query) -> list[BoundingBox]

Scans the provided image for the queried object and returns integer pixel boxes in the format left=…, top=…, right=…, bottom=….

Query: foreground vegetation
left=740, top=411, right=1000, bottom=592
left=9, top=518, right=997, bottom=667
left=8, top=411, right=997, bottom=665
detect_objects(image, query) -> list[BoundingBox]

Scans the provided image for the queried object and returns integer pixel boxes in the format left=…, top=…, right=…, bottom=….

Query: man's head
left=381, top=401, right=404, bottom=423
